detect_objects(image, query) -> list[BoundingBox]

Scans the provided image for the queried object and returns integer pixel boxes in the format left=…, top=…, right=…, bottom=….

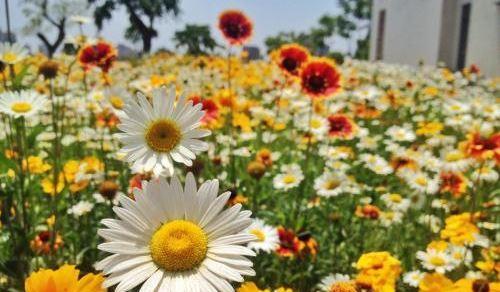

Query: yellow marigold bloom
left=416, top=121, right=444, bottom=136
left=25, top=264, right=105, bottom=292
left=427, top=240, right=449, bottom=252
left=355, top=251, right=401, bottom=292
left=81, top=156, right=104, bottom=174
left=422, top=86, right=439, bottom=96
left=238, top=282, right=271, bottom=292
left=41, top=173, right=65, bottom=196
left=419, top=273, right=453, bottom=292
left=63, top=160, right=80, bottom=182
left=23, top=156, right=51, bottom=174
left=233, top=112, right=252, bottom=132
left=440, top=213, right=480, bottom=246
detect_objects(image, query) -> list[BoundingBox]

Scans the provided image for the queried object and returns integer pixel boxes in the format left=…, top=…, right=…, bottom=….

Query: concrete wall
left=465, top=0, right=500, bottom=76
left=370, top=0, right=444, bottom=66
left=370, top=0, right=500, bottom=77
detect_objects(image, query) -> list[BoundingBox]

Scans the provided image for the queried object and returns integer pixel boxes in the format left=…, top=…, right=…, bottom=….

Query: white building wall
left=465, top=0, right=500, bottom=76
left=370, top=0, right=444, bottom=66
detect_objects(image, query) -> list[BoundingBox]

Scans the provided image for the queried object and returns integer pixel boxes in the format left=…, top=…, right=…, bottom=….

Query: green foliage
left=173, top=24, right=219, bottom=56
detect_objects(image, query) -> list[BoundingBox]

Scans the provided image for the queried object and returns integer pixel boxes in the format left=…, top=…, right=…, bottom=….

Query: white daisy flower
left=440, top=149, right=472, bottom=172
left=272, top=164, right=304, bottom=190
left=97, top=173, right=256, bottom=292
left=471, top=164, right=499, bottom=182
left=0, top=90, right=47, bottom=118
left=116, top=87, right=210, bottom=177
left=318, top=273, right=353, bottom=291
left=314, top=172, right=347, bottom=197
left=416, top=249, right=455, bottom=274
left=0, top=43, right=28, bottom=64
left=381, top=193, right=410, bottom=212
left=67, top=200, right=94, bottom=217
left=246, top=219, right=279, bottom=254
left=380, top=211, right=403, bottom=227
left=385, top=124, right=416, bottom=142
left=403, top=270, right=424, bottom=287
left=404, top=171, right=440, bottom=195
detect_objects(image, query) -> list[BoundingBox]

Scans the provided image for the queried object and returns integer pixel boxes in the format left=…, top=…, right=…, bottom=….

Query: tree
left=337, top=0, right=372, bottom=59
left=90, top=0, right=180, bottom=54
left=22, top=0, right=86, bottom=58
left=173, top=24, right=218, bottom=55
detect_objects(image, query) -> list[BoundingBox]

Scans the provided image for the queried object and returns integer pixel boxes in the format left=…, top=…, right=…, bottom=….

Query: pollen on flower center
left=3, top=52, right=17, bottom=63
left=150, top=220, right=208, bottom=272
left=429, top=256, right=445, bottom=266
left=145, top=119, right=182, bottom=153
left=283, top=175, right=296, bottom=184
left=11, top=102, right=32, bottom=113
left=109, top=96, right=124, bottom=109
left=250, top=229, right=266, bottom=242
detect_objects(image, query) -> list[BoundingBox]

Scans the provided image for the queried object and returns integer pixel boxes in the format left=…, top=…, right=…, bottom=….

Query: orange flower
left=78, top=41, right=117, bottom=72
left=440, top=172, right=469, bottom=198
left=355, top=204, right=380, bottom=219
left=189, top=95, right=219, bottom=125
left=300, top=58, right=341, bottom=98
left=275, top=44, right=310, bottom=76
left=218, top=10, right=253, bottom=45
left=30, top=231, right=63, bottom=254
left=276, top=227, right=301, bottom=257
left=461, top=132, right=500, bottom=163
left=327, top=114, right=356, bottom=139
left=419, top=273, right=453, bottom=292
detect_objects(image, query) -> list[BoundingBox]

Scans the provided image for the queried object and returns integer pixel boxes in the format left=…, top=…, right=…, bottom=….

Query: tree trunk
left=142, top=33, right=152, bottom=54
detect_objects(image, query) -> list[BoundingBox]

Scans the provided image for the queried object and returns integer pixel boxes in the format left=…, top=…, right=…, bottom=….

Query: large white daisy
left=96, top=173, right=256, bottom=292
left=0, top=90, right=47, bottom=118
left=116, top=87, right=210, bottom=177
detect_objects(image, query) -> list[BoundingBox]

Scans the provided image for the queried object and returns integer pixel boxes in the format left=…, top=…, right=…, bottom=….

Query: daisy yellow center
left=324, top=180, right=340, bottom=190
left=250, top=229, right=266, bottom=242
left=11, top=102, right=32, bottom=113
left=283, top=175, right=296, bottom=184
left=415, top=177, right=427, bottom=186
left=429, top=256, right=445, bottom=266
left=109, top=96, right=124, bottom=109
left=3, top=52, right=18, bottom=63
left=145, top=119, right=182, bottom=153
left=389, top=194, right=402, bottom=203
left=149, top=220, right=207, bottom=272
left=445, top=152, right=463, bottom=162
left=310, top=119, right=322, bottom=129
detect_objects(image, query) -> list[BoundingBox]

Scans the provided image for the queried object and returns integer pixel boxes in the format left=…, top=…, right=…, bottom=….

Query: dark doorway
left=456, top=3, right=471, bottom=70
left=375, top=9, right=386, bottom=60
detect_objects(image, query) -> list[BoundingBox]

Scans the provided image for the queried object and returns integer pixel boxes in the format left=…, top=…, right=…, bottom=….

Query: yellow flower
left=6, top=168, right=15, bottom=179
left=440, top=213, right=480, bottom=246
left=427, top=240, right=449, bottom=252
left=46, top=215, right=56, bottom=227
left=419, top=273, right=453, bottom=292
left=238, top=282, right=271, bottom=292
left=25, top=264, right=105, bottom=292
left=63, top=160, right=80, bottom=182
left=41, top=173, right=65, bottom=196
left=23, top=156, right=51, bottom=174
left=233, top=112, right=252, bottom=132
left=355, top=252, right=401, bottom=292
left=416, top=121, right=444, bottom=136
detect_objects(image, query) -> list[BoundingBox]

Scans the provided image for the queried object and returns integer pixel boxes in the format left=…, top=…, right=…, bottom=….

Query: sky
left=2, top=0, right=352, bottom=54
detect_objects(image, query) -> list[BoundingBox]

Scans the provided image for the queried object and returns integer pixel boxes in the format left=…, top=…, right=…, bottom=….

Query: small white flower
left=403, top=270, right=424, bottom=287
left=0, top=91, right=47, bottom=118
left=68, top=201, right=94, bottom=217
left=246, top=219, right=279, bottom=254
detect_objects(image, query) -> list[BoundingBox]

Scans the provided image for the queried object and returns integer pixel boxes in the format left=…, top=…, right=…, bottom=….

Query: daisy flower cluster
left=0, top=7, right=498, bottom=292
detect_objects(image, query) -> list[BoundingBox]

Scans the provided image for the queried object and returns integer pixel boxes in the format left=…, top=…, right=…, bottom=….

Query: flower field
left=0, top=10, right=499, bottom=292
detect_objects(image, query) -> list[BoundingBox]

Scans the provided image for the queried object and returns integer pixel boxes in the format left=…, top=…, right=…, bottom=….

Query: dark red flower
left=276, top=227, right=301, bottom=257
left=327, top=114, right=356, bottom=139
left=440, top=172, right=468, bottom=198
left=78, top=41, right=117, bottom=72
left=301, top=58, right=341, bottom=97
left=218, top=10, right=253, bottom=45
left=276, top=44, right=309, bottom=76
left=189, top=95, right=219, bottom=124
